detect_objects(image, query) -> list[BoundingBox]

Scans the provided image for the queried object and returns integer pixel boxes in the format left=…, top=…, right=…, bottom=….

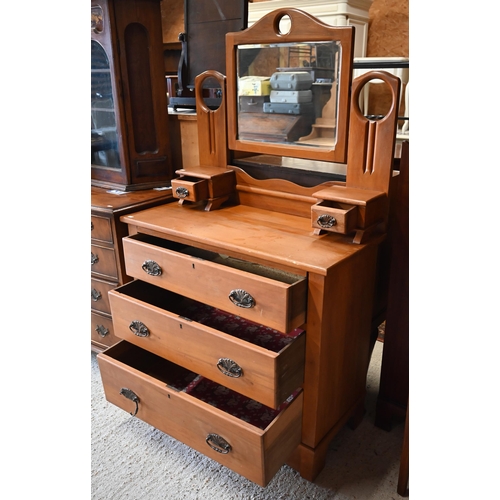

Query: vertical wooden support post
left=346, top=71, right=401, bottom=195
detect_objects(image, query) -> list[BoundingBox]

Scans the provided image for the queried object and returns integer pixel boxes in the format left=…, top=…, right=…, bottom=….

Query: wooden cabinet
left=91, top=0, right=173, bottom=191
left=91, top=187, right=173, bottom=352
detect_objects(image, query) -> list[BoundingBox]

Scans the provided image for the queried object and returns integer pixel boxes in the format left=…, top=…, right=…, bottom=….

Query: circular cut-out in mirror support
left=351, top=72, right=399, bottom=122
left=195, top=71, right=225, bottom=112
left=275, top=13, right=291, bottom=35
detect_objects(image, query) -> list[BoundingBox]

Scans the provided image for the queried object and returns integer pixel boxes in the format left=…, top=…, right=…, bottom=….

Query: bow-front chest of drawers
left=97, top=194, right=380, bottom=486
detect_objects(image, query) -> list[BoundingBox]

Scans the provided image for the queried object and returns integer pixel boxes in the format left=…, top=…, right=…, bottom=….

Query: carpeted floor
left=91, top=341, right=405, bottom=499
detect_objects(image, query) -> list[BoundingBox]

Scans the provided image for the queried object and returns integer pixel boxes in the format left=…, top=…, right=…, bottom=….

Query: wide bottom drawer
left=97, top=341, right=303, bottom=487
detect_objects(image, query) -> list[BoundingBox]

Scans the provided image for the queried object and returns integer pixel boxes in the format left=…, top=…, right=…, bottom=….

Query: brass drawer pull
left=175, top=186, right=189, bottom=198
left=91, top=288, right=102, bottom=301
left=216, top=358, right=243, bottom=378
left=120, top=388, right=140, bottom=417
left=91, top=252, right=99, bottom=265
left=206, top=433, right=231, bottom=454
left=95, top=324, right=109, bottom=337
left=129, top=320, right=150, bottom=337
left=317, top=214, right=337, bottom=228
left=228, top=289, right=255, bottom=309
left=142, top=260, right=162, bottom=276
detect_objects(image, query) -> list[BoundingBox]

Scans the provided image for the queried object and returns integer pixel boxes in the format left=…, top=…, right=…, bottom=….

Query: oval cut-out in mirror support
left=199, top=75, right=222, bottom=111
left=195, top=70, right=228, bottom=168
left=357, top=79, right=393, bottom=120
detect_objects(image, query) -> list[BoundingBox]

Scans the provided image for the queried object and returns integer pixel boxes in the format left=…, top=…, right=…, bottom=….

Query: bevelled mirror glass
left=226, top=9, right=355, bottom=164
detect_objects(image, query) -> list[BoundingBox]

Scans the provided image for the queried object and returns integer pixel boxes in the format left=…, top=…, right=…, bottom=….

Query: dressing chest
left=97, top=8, right=402, bottom=486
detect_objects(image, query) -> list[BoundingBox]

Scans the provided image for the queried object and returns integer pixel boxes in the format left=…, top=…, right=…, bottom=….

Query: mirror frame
left=225, top=8, right=354, bottom=164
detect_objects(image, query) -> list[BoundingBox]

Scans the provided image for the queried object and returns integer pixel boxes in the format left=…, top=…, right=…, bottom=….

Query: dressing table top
left=121, top=200, right=381, bottom=276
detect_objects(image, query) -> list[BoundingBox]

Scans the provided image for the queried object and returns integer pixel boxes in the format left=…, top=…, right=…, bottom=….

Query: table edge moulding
left=97, top=7, right=403, bottom=487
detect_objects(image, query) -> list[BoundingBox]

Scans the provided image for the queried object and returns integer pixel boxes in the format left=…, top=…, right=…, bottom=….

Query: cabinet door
left=91, top=0, right=173, bottom=190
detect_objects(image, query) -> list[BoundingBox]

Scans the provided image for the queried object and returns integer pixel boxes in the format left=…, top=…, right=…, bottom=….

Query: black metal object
left=169, top=0, right=249, bottom=110
left=120, top=388, right=140, bottom=417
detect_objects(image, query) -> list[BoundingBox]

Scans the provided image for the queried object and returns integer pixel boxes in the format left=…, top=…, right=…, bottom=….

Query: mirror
left=236, top=40, right=340, bottom=146
left=226, top=9, right=355, bottom=164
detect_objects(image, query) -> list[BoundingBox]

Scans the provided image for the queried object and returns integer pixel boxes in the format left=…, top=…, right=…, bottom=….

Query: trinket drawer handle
left=316, top=214, right=337, bottom=228
left=120, top=388, right=140, bottom=417
left=175, top=187, right=189, bottom=198
left=206, top=433, right=231, bottom=454
left=142, top=260, right=162, bottom=276
left=129, top=320, right=150, bottom=337
left=216, top=358, right=243, bottom=378
left=228, top=289, right=255, bottom=308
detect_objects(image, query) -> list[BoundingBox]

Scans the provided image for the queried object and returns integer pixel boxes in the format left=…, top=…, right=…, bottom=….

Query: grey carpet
left=91, top=341, right=405, bottom=499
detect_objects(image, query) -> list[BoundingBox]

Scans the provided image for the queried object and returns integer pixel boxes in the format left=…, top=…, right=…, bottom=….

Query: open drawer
left=122, top=233, right=307, bottom=333
left=97, top=341, right=303, bottom=487
left=109, top=280, right=305, bottom=409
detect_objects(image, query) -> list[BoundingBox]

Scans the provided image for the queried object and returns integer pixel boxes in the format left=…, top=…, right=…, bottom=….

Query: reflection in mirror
left=236, top=41, right=340, bottom=149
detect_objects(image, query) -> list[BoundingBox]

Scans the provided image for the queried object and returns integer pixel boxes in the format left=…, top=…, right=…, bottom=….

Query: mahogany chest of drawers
left=91, top=187, right=172, bottom=352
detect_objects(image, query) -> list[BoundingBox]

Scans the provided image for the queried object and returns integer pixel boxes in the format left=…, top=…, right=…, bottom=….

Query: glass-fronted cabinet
left=91, top=0, right=173, bottom=191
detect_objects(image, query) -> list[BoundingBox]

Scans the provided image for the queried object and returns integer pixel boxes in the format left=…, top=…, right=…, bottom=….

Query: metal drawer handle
left=206, top=433, right=231, bottom=454
left=216, top=358, right=243, bottom=378
left=91, top=288, right=102, bottom=301
left=91, top=252, right=99, bottom=265
left=142, top=260, right=162, bottom=276
left=120, top=388, right=140, bottom=417
left=175, top=186, right=189, bottom=198
left=129, top=320, right=149, bottom=338
left=317, top=214, right=337, bottom=228
left=228, top=289, right=255, bottom=309
left=95, top=324, right=109, bottom=337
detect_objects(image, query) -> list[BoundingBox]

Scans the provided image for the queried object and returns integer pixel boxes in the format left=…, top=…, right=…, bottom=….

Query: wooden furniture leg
left=397, top=404, right=409, bottom=496
left=375, top=140, right=409, bottom=430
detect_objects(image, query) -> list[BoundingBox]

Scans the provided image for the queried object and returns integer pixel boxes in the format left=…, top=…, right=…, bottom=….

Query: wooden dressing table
left=97, top=9, right=401, bottom=486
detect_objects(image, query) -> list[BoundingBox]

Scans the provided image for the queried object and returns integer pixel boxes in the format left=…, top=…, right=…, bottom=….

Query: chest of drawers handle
left=95, top=324, right=109, bottom=337
left=206, top=433, right=232, bottom=454
left=228, top=289, right=255, bottom=309
left=91, top=288, right=102, bottom=301
left=119, top=388, right=140, bottom=417
left=142, top=260, right=162, bottom=276
left=129, top=320, right=150, bottom=337
left=91, top=252, right=99, bottom=265
left=216, top=358, right=243, bottom=378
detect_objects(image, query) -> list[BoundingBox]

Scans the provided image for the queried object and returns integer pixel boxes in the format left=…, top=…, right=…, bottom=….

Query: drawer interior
left=315, top=200, right=354, bottom=211
left=106, top=341, right=300, bottom=430
left=119, top=280, right=304, bottom=349
left=128, top=233, right=305, bottom=284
